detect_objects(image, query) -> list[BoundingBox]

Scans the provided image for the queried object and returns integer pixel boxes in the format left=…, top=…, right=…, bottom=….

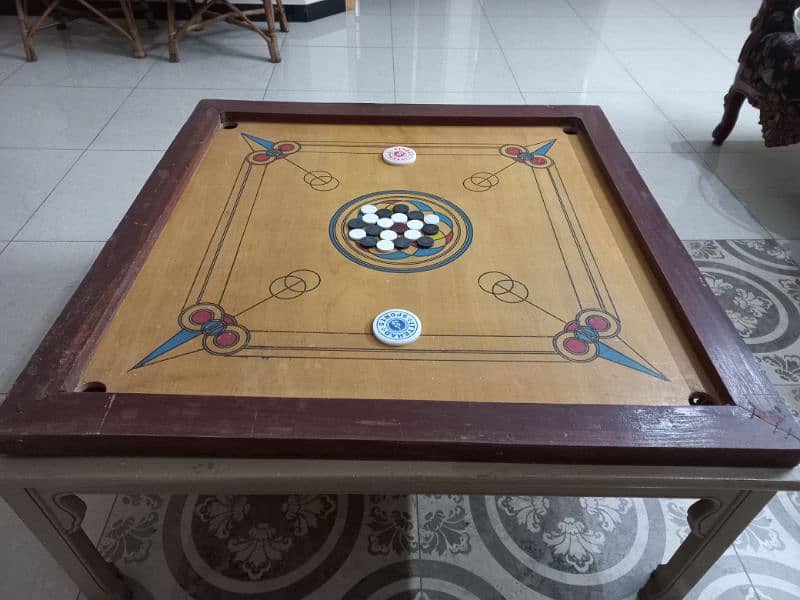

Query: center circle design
left=388, top=318, right=406, bottom=332
left=329, top=190, right=473, bottom=273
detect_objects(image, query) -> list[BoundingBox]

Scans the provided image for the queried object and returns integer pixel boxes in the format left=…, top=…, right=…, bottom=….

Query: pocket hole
left=562, top=126, right=578, bottom=135
left=221, top=121, right=239, bottom=130
left=77, top=381, right=107, bottom=393
left=688, top=392, right=716, bottom=406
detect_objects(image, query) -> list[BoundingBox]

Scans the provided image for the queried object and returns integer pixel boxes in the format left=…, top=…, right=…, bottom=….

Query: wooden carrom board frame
left=0, top=101, right=798, bottom=467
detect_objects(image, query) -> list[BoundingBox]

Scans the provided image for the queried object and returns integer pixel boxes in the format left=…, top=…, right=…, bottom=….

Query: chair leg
left=186, top=0, right=204, bottom=31
left=166, top=0, right=179, bottom=62
left=119, top=0, right=145, bottom=58
left=262, top=0, right=281, bottom=62
left=15, top=0, right=37, bottom=61
left=712, top=86, right=747, bottom=146
left=275, top=0, right=288, bottom=32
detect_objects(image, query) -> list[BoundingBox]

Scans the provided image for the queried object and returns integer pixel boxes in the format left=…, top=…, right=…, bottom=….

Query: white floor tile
left=0, top=40, right=24, bottom=80
left=490, top=16, right=601, bottom=49
left=389, top=0, right=484, bottom=16
left=481, top=0, right=577, bottom=17
left=352, top=0, right=390, bottom=15
left=584, top=17, right=710, bottom=50
left=268, top=46, right=394, bottom=91
left=393, top=47, right=517, bottom=92
left=523, top=91, right=691, bottom=152
left=4, top=47, right=154, bottom=87
left=0, top=86, right=130, bottom=149
left=263, top=89, right=395, bottom=102
left=725, top=188, right=800, bottom=240
left=614, top=47, right=736, bottom=94
left=0, top=149, right=81, bottom=239
left=566, top=0, right=670, bottom=17
left=680, top=17, right=751, bottom=62
left=0, top=499, right=79, bottom=600
left=140, top=45, right=274, bottom=90
left=0, top=241, right=102, bottom=393
left=17, top=150, right=162, bottom=241
left=704, top=150, right=800, bottom=195
left=395, top=90, right=524, bottom=103
left=92, top=88, right=263, bottom=151
left=657, top=0, right=764, bottom=18
left=510, top=47, right=639, bottom=92
left=393, top=15, right=499, bottom=48
left=286, top=14, right=392, bottom=47
left=631, top=152, right=768, bottom=239
left=649, top=91, right=768, bottom=154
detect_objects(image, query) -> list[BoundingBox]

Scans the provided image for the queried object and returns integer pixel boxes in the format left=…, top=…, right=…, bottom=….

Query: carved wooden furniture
left=15, top=0, right=149, bottom=61
left=713, top=0, right=800, bottom=147
left=166, top=0, right=288, bottom=63
left=0, top=101, right=798, bottom=600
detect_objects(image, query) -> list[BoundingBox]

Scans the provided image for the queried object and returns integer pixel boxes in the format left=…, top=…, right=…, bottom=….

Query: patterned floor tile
left=97, top=492, right=683, bottom=599
left=86, top=238, right=800, bottom=599
left=684, top=240, right=800, bottom=394
left=778, top=239, right=800, bottom=266
left=735, top=492, right=800, bottom=600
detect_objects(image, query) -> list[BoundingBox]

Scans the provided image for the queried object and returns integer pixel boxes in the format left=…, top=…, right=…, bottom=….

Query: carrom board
left=1, top=102, right=798, bottom=467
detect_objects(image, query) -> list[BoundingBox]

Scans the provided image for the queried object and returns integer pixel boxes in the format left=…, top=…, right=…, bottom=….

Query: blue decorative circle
left=329, top=190, right=472, bottom=274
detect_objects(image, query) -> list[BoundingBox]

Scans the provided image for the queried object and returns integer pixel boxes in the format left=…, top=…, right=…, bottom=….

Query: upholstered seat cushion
left=743, top=32, right=800, bottom=101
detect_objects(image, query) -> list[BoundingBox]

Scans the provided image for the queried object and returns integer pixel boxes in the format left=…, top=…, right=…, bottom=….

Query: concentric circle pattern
left=330, top=190, right=472, bottom=273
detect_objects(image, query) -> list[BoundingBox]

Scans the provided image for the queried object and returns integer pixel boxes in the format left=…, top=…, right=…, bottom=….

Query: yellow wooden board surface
left=81, top=123, right=717, bottom=405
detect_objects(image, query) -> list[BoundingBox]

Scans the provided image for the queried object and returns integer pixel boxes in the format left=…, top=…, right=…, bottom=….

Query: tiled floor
left=0, top=0, right=799, bottom=598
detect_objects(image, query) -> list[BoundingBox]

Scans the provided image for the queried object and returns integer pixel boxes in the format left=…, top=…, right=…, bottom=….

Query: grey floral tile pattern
left=94, top=239, right=800, bottom=599
left=686, top=239, right=800, bottom=425
left=99, top=495, right=163, bottom=565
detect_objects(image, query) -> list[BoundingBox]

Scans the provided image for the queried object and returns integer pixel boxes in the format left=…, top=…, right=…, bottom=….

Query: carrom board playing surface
left=3, top=102, right=798, bottom=468
left=80, top=121, right=714, bottom=406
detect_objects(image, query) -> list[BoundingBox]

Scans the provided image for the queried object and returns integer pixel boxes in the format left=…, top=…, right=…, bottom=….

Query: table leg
left=3, top=489, right=130, bottom=600
left=638, top=489, right=774, bottom=600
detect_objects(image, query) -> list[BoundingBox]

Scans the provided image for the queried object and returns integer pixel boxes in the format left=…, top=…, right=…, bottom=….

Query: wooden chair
left=166, top=0, right=288, bottom=63
left=15, top=0, right=151, bottom=61
left=713, top=0, right=800, bottom=147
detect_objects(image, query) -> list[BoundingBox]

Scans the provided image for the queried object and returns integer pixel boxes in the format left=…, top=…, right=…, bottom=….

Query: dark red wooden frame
left=1, top=101, right=798, bottom=467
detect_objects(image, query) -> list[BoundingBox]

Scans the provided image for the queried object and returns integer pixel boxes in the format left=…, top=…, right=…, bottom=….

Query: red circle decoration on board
left=189, top=309, right=213, bottom=325
left=214, top=331, right=239, bottom=348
